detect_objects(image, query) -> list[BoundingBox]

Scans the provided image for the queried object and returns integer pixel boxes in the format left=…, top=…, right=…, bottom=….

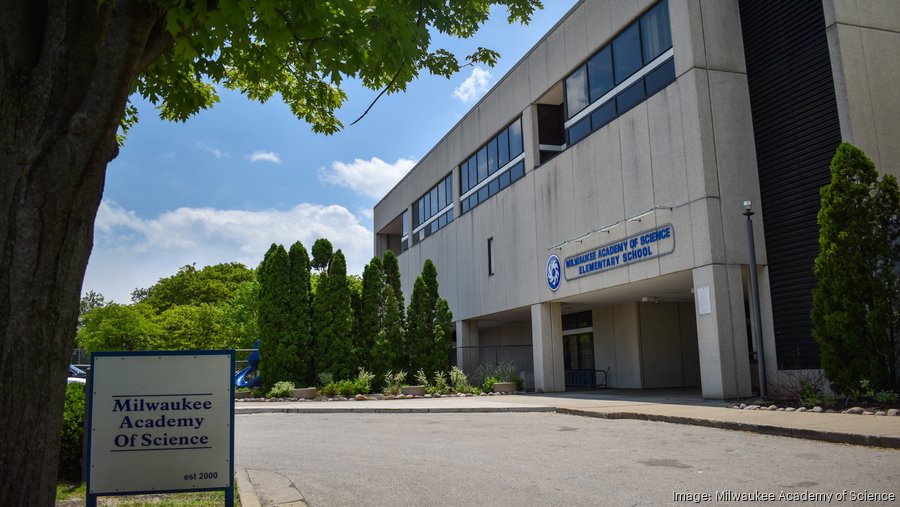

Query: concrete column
left=531, top=302, right=565, bottom=392
left=691, top=264, right=753, bottom=399
left=455, top=319, right=479, bottom=374
left=522, top=105, right=538, bottom=172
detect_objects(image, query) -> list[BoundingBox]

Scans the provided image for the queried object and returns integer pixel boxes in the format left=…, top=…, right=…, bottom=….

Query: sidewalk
left=234, top=391, right=900, bottom=506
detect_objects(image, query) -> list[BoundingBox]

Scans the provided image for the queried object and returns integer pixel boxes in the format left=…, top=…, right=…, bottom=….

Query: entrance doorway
left=562, top=311, right=595, bottom=389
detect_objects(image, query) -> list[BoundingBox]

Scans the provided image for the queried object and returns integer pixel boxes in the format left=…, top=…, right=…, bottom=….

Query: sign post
left=86, top=350, right=235, bottom=506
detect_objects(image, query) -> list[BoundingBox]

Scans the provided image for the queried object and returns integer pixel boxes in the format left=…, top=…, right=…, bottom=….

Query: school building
left=373, top=0, right=900, bottom=398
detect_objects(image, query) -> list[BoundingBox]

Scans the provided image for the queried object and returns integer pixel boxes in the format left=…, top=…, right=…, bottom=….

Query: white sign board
left=697, top=286, right=711, bottom=315
left=87, top=351, right=234, bottom=495
left=564, top=224, right=675, bottom=281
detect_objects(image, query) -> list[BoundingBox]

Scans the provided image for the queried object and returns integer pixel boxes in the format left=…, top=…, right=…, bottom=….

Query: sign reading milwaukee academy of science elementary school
left=87, top=350, right=234, bottom=499
left=564, top=224, right=675, bottom=281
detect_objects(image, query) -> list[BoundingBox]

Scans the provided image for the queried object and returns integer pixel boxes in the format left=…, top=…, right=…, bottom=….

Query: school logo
left=546, top=254, right=561, bottom=292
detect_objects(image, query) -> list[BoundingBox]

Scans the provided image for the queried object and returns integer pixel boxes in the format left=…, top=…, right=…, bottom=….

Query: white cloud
left=84, top=201, right=373, bottom=303
left=452, top=67, right=493, bottom=103
left=319, top=157, right=415, bottom=199
left=197, top=142, right=228, bottom=159
left=248, top=151, right=282, bottom=164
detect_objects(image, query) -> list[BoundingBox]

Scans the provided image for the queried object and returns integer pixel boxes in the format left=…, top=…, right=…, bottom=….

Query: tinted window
left=613, top=24, right=642, bottom=84
left=510, top=161, right=525, bottom=182
left=587, top=47, right=614, bottom=103
left=489, top=178, right=499, bottom=196
left=462, top=198, right=470, bottom=213
left=641, top=0, right=671, bottom=64
left=497, top=128, right=509, bottom=167
left=565, top=65, right=589, bottom=118
left=477, top=147, right=487, bottom=181
left=437, top=181, right=445, bottom=210
left=487, top=139, right=498, bottom=175
left=616, top=80, right=645, bottom=114
left=478, top=186, right=489, bottom=203
left=499, top=171, right=511, bottom=190
left=468, top=155, right=477, bottom=187
left=567, top=117, right=591, bottom=145
left=508, top=119, right=523, bottom=158
left=644, top=58, right=675, bottom=96
left=461, top=162, right=469, bottom=193
left=590, top=101, right=617, bottom=132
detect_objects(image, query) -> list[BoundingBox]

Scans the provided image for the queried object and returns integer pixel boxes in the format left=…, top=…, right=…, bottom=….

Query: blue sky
left=84, top=1, right=579, bottom=303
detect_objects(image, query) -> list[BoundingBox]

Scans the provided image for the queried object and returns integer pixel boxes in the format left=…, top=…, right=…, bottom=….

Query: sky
left=84, top=1, right=579, bottom=304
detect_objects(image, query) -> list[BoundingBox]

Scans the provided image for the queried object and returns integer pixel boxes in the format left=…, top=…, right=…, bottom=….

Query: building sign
left=564, top=224, right=675, bottom=281
left=547, top=254, right=561, bottom=291
left=87, top=351, right=234, bottom=499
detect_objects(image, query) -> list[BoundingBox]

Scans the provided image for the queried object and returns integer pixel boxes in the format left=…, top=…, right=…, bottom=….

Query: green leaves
left=813, top=143, right=900, bottom=394
left=135, top=0, right=542, bottom=133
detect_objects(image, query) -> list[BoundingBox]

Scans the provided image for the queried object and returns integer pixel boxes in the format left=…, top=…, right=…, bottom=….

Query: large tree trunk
left=0, top=2, right=168, bottom=504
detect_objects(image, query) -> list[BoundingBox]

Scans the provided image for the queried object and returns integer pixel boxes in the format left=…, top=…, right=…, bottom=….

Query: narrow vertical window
left=565, top=65, right=589, bottom=118
left=613, top=23, right=642, bottom=84
left=508, top=118, right=523, bottom=158
left=641, top=0, right=671, bottom=64
left=487, top=237, right=495, bottom=276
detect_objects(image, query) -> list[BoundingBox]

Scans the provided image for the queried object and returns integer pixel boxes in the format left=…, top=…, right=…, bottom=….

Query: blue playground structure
left=234, top=340, right=262, bottom=389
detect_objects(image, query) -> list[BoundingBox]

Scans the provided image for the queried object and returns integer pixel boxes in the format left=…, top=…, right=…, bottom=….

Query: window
left=562, top=0, right=674, bottom=147
left=565, top=66, right=589, bottom=119
left=613, top=24, right=642, bottom=85
left=401, top=210, right=409, bottom=252
left=587, top=47, right=614, bottom=103
left=641, top=0, right=672, bottom=64
left=412, top=173, right=454, bottom=245
left=487, top=237, right=495, bottom=276
left=458, top=117, right=526, bottom=215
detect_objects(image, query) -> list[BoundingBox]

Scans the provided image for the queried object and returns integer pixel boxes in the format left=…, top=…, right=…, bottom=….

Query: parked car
left=68, top=365, right=87, bottom=384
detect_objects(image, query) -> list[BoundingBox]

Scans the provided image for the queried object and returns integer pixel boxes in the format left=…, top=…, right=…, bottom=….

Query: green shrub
left=449, top=366, right=471, bottom=393
left=414, top=369, right=429, bottom=387
left=427, top=370, right=450, bottom=395
left=335, top=379, right=357, bottom=397
left=353, top=368, right=375, bottom=394
left=382, top=370, right=407, bottom=395
left=483, top=376, right=498, bottom=393
left=514, top=376, right=525, bottom=392
left=319, top=382, right=338, bottom=397
left=267, top=381, right=295, bottom=398
left=875, top=390, right=898, bottom=403
left=59, top=383, right=85, bottom=481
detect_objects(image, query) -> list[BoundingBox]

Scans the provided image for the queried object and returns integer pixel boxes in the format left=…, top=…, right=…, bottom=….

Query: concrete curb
left=236, top=405, right=556, bottom=415
left=235, top=467, right=262, bottom=507
left=554, top=408, right=900, bottom=449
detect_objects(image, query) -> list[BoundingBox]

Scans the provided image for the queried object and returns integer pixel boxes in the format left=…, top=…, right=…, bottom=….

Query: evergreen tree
left=288, top=241, right=313, bottom=386
left=356, top=257, right=385, bottom=371
left=257, top=244, right=293, bottom=389
left=382, top=249, right=405, bottom=328
left=421, top=259, right=440, bottom=311
left=813, top=143, right=900, bottom=393
left=372, top=285, right=405, bottom=380
left=313, top=250, right=355, bottom=379
left=427, top=298, right=454, bottom=375
left=311, top=238, right=334, bottom=272
left=406, top=276, right=434, bottom=374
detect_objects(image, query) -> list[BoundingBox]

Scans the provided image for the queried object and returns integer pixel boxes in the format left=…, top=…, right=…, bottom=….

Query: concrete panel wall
left=824, top=0, right=900, bottom=178
left=477, top=322, right=535, bottom=389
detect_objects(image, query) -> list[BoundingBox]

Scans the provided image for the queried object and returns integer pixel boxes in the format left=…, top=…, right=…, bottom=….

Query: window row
left=460, top=117, right=524, bottom=195
left=413, top=173, right=453, bottom=229
left=564, top=0, right=672, bottom=120
left=567, top=57, right=675, bottom=146
left=461, top=160, right=525, bottom=214
left=412, top=208, right=454, bottom=245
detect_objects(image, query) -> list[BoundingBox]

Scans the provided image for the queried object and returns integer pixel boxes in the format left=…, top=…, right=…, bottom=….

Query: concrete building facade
left=373, top=0, right=900, bottom=399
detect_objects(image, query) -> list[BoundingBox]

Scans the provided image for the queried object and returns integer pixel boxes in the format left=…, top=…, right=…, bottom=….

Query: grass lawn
left=56, top=482, right=240, bottom=506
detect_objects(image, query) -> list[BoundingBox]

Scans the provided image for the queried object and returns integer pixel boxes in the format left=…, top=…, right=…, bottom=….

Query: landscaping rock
left=739, top=403, right=747, bottom=409
left=797, top=407, right=807, bottom=412
left=863, top=411, right=874, bottom=415
left=479, top=392, right=487, bottom=396
left=811, top=406, right=823, bottom=413
left=887, top=409, right=899, bottom=416
left=776, top=408, right=785, bottom=411
left=744, top=405, right=759, bottom=410
left=826, top=409, right=836, bottom=413
left=354, top=394, right=367, bottom=401
left=785, top=407, right=795, bottom=412
left=847, top=407, right=865, bottom=415
left=767, top=405, right=778, bottom=411
left=876, top=411, right=886, bottom=416
left=424, top=394, right=432, bottom=398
